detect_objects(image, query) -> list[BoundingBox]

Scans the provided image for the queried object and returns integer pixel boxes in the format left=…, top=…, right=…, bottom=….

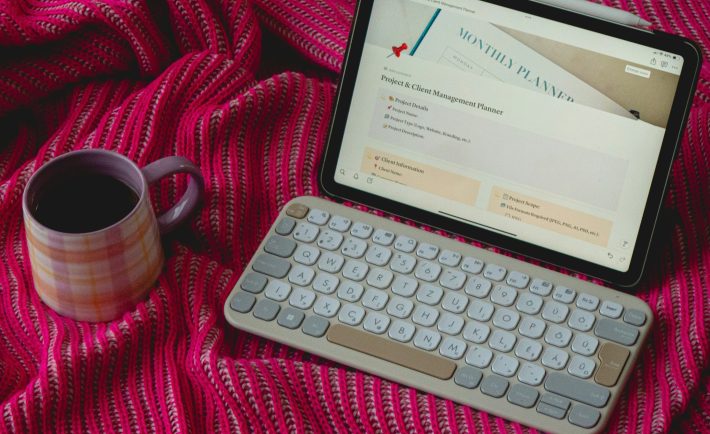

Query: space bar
left=326, top=324, right=457, bottom=380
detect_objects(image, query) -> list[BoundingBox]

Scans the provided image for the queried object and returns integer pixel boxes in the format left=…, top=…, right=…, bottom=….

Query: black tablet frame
left=320, top=0, right=702, bottom=287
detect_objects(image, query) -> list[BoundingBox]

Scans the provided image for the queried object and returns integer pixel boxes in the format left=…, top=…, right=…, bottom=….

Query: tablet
left=320, top=0, right=701, bottom=286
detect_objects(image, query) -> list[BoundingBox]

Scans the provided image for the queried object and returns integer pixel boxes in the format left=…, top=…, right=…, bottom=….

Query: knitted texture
left=0, top=0, right=708, bottom=432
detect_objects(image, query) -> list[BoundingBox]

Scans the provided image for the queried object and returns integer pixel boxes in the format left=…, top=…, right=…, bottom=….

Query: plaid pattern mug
left=22, top=150, right=203, bottom=322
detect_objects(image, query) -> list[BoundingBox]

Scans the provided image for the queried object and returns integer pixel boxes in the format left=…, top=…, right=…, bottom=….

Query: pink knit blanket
left=0, top=0, right=708, bottom=432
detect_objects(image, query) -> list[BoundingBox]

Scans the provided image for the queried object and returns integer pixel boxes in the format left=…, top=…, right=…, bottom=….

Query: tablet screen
left=332, top=0, right=686, bottom=272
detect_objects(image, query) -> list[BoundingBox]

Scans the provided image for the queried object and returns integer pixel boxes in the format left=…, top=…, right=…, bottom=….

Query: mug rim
left=22, top=149, right=148, bottom=238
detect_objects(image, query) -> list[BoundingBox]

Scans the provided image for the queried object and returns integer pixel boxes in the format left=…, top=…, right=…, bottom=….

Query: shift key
left=253, top=253, right=291, bottom=278
left=545, top=373, right=610, bottom=408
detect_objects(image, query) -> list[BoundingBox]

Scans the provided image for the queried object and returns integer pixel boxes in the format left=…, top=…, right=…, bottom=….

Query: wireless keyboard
left=224, top=196, right=652, bottom=434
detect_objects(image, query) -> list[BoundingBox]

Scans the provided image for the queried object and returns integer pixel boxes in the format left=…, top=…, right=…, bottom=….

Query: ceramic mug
left=22, top=150, right=204, bottom=322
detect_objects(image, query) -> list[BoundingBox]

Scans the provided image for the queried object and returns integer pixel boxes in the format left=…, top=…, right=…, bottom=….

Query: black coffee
left=32, top=173, right=139, bottom=233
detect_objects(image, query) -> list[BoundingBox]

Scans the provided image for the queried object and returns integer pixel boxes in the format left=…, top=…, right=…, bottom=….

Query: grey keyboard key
left=229, top=292, right=256, bottom=313
left=454, top=366, right=482, bottom=389
left=240, top=272, right=267, bottom=293
left=545, top=372, right=610, bottom=408
left=595, top=318, right=639, bottom=346
left=540, top=393, right=571, bottom=410
left=275, top=217, right=296, bottom=235
left=302, top=316, right=330, bottom=337
left=507, top=384, right=539, bottom=408
left=277, top=307, right=305, bottom=329
left=623, top=309, right=647, bottom=326
left=537, top=402, right=566, bottom=419
left=480, top=375, right=509, bottom=398
left=253, top=299, right=280, bottom=321
left=264, top=235, right=297, bottom=258
left=253, top=253, right=291, bottom=278
left=568, top=404, right=601, bottom=429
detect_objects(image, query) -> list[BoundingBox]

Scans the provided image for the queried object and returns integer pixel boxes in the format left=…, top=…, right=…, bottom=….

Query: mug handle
left=141, top=157, right=204, bottom=234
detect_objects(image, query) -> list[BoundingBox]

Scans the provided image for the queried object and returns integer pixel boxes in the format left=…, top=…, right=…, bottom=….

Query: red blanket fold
left=0, top=0, right=708, bottom=432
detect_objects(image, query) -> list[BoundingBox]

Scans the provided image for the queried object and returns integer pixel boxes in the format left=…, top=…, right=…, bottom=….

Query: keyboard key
left=391, top=276, right=418, bottom=297
left=507, top=384, right=539, bottom=408
left=464, top=276, right=492, bottom=298
left=568, top=355, right=596, bottom=379
left=275, top=217, right=296, bottom=235
left=366, top=268, right=394, bottom=289
left=480, top=375, right=509, bottom=398
left=293, top=222, right=319, bottom=242
left=240, top=272, right=267, bottom=293
left=264, top=235, right=297, bottom=258
left=288, top=265, right=315, bottom=286
left=545, top=325, right=572, bottom=347
left=372, top=229, right=395, bottom=246
left=576, top=293, right=599, bottom=311
left=412, top=305, right=439, bottom=327
left=568, top=309, right=595, bottom=332
left=388, top=320, right=416, bottom=342
left=289, top=288, right=316, bottom=309
left=463, top=321, right=491, bottom=344
left=440, top=269, right=466, bottom=290
left=313, top=296, right=340, bottom=318
left=491, top=285, right=517, bottom=306
left=518, top=362, right=546, bottom=386
left=437, top=313, right=464, bottom=335
left=529, top=278, right=553, bottom=296
left=387, top=296, right=414, bottom=318
left=390, top=253, right=416, bottom=274
left=540, top=393, right=570, bottom=411
left=285, top=203, right=308, bottom=219
left=339, top=304, right=365, bottom=326
left=516, top=293, right=543, bottom=315
left=317, top=252, right=344, bottom=273
left=594, top=342, right=629, bottom=387
left=461, top=256, right=484, bottom=274
left=519, top=316, right=546, bottom=339
left=229, top=292, right=256, bottom=313
left=363, top=312, right=390, bottom=334
left=623, top=309, right=647, bottom=326
left=541, top=347, right=569, bottom=370
left=362, top=288, right=389, bottom=310
left=313, top=273, right=339, bottom=294
left=415, top=261, right=442, bottom=282
left=253, top=253, right=291, bottom=278
left=253, top=299, right=280, bottom=321
left=342, top=260, right=368, bottom=281
left=327, top=324, right=455, bottom=379
left=454, top=366, right=483, bottom=389
left=438, top=250, right=461, bottom=267
left=483, top=264, right=506, bottom=281
left=350, top=222, right=373, bottom=239
left=277, top=307, right=305, bottom=329
left=264, top=280, right=291, bottom=301
left=416, top=243, right=439, bottom=259
left=416, top=284, right=443, bottom=305
left=341, top=237, right=367, bottom=258
left=571, top=334, right=599, bottom=356
left=544, top=372, right=610, bottom=408
left=552, top=286, right=576, bottom=304
left=492, top=354, right=519, bottom=377
left=365, top=245, right=392, bottom=266
left=467, top=301, right=494, bottom=322
left=506, top=271, right=530, bottom=289
left=465, top=345, right=493, bottom=368
left=441, top=292, right=468, bottom=314
left=440, top=337, right=467, bottom=360
left=600, top=300, right=623, bottom=318
left=595, top=318, right=638, bottom=346
left=568, top=405, right=601, bottom=429
left=515, top=338, right=542, bottom=361
left=302, top=315, right=330, bottom=337
left=337, top=282, right=364, bottom=302
left=328, top=216, right=351, bottom=232
left=493, top=308, right=520, bottom=330
left=413, top=329, right=442, bottom=351
left=489, top=330, right=516, bottom=352
left=542, top=301, right=569, bottom=323
left=294, top=244, right=319, bottom=265
left=306, top=209, right=329, bottom=225
left=536, top=402, right=566, bottom=419
left=394, top=235, right=417, bottom=253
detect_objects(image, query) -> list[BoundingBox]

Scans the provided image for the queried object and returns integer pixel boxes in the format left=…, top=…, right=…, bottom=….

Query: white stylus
left=532, top=0, right=652, bottom=27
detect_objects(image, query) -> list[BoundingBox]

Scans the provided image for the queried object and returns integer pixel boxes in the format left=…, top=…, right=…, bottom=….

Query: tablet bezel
left=320, top=0, right=702, bottom=287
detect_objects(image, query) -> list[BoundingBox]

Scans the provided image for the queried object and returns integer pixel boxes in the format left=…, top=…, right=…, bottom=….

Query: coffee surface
left=32, top=173, right=139, bottom=233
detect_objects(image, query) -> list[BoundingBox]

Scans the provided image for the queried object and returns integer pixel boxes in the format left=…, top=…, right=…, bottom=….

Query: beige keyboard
left=224, top=196, right=652, bottom=434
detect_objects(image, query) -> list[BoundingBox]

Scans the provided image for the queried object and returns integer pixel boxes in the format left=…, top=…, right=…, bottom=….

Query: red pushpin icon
left=391, top=43, right=408, bottom=58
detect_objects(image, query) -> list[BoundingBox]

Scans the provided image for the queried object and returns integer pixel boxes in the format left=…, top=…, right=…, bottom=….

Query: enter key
left=595, top=342, right=630, bottom=387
